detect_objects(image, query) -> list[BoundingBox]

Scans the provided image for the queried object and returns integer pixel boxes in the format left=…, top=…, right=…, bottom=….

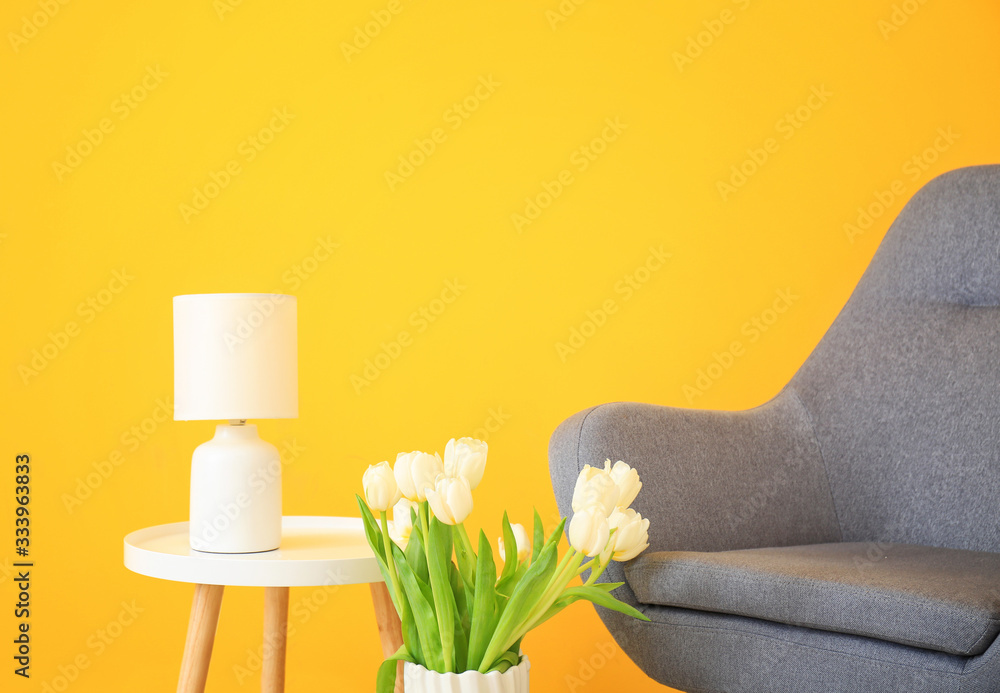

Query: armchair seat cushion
left=626, top=542, right=1000, bottom=656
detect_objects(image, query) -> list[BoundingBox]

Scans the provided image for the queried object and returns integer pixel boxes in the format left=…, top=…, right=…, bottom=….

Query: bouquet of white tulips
left=357, top=437, right=651, bottom=692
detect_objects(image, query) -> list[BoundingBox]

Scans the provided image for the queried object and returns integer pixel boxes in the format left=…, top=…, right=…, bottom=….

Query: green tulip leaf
left=405, top=515, right=429, bottom=584
left=356, top=495, right=384, bottom=559
left=450, top=564, right=470, bottom=673
left=591, top=581, right=625, bottom=593
left=427, top=516, right=458, bottom=671
left=532, top=508, right=544, bottom=563
left=450, top=558, right=472, bottom=666
left=496, top=512, right=524, bottom=598
left=561, top=585, right=650, bottom=621
left=389, top=543, right=423, bottom=665
left=498, top=561, right=530, bottom=599
left=375, top=644, right=413, bottom=693
left=395, top=548, right=444, bottom=671
left=529, top=594, right=574, bottom=631
left=479, top=541, right=558, bottom=672
left=487, top=649, right=520, bottom=673
left=544, top=516, right=567, bottom=551
left=466, top=530, right=499, bottom=671
left=356, top=496, right=397, bottom=611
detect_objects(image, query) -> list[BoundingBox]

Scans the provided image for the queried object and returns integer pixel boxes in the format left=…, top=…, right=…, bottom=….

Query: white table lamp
left=173, top=293, right=298, bottom=553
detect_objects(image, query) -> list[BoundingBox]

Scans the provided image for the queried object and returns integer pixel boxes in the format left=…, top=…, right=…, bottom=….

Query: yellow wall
left=2, top=0, right=999, bottom=691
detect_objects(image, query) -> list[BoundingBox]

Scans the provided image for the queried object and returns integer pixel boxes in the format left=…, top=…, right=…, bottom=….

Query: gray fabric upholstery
left=792, top=168, right=1000, bottom=552
left=548, top=165, right=1000, bottom=691
left=551, top=396, right=842, bottom=557
left=626, top=543, right=1000, bottom=656
left=597, top=606, right=1000, bottom=693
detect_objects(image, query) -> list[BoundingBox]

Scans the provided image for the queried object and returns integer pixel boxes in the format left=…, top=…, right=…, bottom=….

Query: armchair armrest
left=549, top=389, right=842, bottom=606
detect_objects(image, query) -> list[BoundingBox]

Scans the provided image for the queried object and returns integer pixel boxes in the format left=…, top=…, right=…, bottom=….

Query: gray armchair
left=549, top=165, right=1000, bottom=692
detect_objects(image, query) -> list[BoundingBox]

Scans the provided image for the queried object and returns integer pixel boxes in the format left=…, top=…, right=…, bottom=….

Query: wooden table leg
left=177, top=584, right=224, bottom=693
left=370, top=582, right=404, bottom=693
left=262, top=586, right=290, bottom=693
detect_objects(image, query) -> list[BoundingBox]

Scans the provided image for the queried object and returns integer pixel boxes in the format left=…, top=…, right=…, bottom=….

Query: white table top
left=124, top=516, right=384, bottom=587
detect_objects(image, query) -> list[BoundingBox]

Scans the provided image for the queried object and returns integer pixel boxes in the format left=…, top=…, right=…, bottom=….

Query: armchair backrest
left=791, top=165, right=1000, bottom=552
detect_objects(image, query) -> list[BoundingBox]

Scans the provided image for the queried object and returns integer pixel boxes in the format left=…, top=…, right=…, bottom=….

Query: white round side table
left=124, top=516, right=403, bottom=693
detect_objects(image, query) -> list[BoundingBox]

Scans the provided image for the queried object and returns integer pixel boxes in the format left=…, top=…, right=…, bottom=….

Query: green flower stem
left=542, top=548, right=584, bottom=612
left=551, top=544, right=578, bottom=585
left=479, top=546, right=576, bottom=673
left=379, top=511, right=404, bottom=609
left=513, top=544, right=579, bottom=628
left=580, top=555, right=611, bottom=585
left=420, top=501, right=454, bottom=670
left=419, top=502, right=433, bottom=574
left=584, top=556, right=608, bottom=585
left=507, top=549, right=584, bottom=648
left=453, top=522, right=477, bottom=587
left=515, top=550, right=581, bottom=634
left=455, top=522, right=476, bottom=565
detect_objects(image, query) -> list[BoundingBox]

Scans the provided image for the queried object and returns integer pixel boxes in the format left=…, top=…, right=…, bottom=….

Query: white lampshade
left=174, top=293, right=298, bottom=421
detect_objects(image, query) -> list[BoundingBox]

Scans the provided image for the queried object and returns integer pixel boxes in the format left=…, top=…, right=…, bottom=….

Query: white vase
left=402, top=656, right=530, bottom=692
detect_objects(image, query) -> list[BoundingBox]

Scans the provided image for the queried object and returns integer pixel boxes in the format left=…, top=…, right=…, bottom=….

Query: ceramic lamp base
left=189, top=423, right=282, bottom=553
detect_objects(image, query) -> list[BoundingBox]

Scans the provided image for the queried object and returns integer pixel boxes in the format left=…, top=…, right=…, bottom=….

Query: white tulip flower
left=498, top=523, right=531, bottom=563
left=425, top=475, right=474, bottom=525
left=388, top=520, right=412, bottom=550
left=444, top=437, right=488, bottom=490
left=571, top=465, right=620, bottom=515
left=608, top=507, right=650, bottom=562
left=362, top=461, right=401, bottom=512
left=393, top=498, right=417, bottom=532
left=604, top=459, right=642, bottom=509
left=569, top=506, right=611, bottom=557
left=599, top=538, right=615, bottom=566
left=394, top=451, right=444, bottom=502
